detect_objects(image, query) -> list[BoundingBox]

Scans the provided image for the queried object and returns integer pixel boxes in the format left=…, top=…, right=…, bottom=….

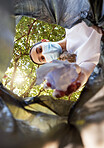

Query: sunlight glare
left=14, top=70, right=25, bottom=85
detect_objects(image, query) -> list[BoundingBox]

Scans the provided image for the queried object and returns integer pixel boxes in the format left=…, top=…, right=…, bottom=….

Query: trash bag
left=14, top=0, right=104, bottom=30
left=0, top=82, right=83, bottom=148
left=0, top=72, right=104, bottom=148
left=81, top=0, right=104, bottom=29
left=13, top=0, right=89, bottom=29
left=0, top=1, right=104, bottom=148
left=0, top=1, right=15, bottom=79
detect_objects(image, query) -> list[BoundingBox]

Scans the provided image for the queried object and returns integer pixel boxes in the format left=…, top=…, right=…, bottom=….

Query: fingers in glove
left=44, top=82, right=56, bottom=90
left=65, top=81, right=81, bottom=96
left=53, top=90, right=65, bottom=98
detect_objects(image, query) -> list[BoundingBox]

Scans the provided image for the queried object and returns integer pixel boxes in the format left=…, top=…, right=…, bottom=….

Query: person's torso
left=65, top=22, right=102, bottom=65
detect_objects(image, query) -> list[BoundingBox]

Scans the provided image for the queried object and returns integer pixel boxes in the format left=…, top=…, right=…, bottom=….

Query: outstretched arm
left=53, top=22, right=102, bottom=98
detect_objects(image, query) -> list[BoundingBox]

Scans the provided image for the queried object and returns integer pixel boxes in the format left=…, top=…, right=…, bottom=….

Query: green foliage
left=2, top=16, right=81, bottom=101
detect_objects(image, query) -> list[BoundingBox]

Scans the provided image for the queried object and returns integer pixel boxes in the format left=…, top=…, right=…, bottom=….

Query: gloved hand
left=45, top=74, right=81, bottom=99
left=36, top=60, right=81, bottom=98
left=52, top=80, right=81, bottom=98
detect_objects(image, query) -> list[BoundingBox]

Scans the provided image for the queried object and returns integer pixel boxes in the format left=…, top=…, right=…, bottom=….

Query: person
left=29, top=21, right=102, bottom=97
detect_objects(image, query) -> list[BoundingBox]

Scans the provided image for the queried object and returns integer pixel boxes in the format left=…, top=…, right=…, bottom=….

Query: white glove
left=36, top=60, right=81, bottom=97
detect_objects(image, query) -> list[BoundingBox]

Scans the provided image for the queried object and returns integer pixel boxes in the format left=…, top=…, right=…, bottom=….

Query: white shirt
left=36, top=22, right=102, bottom=93
left=65, top=21, right=102, bottom=86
